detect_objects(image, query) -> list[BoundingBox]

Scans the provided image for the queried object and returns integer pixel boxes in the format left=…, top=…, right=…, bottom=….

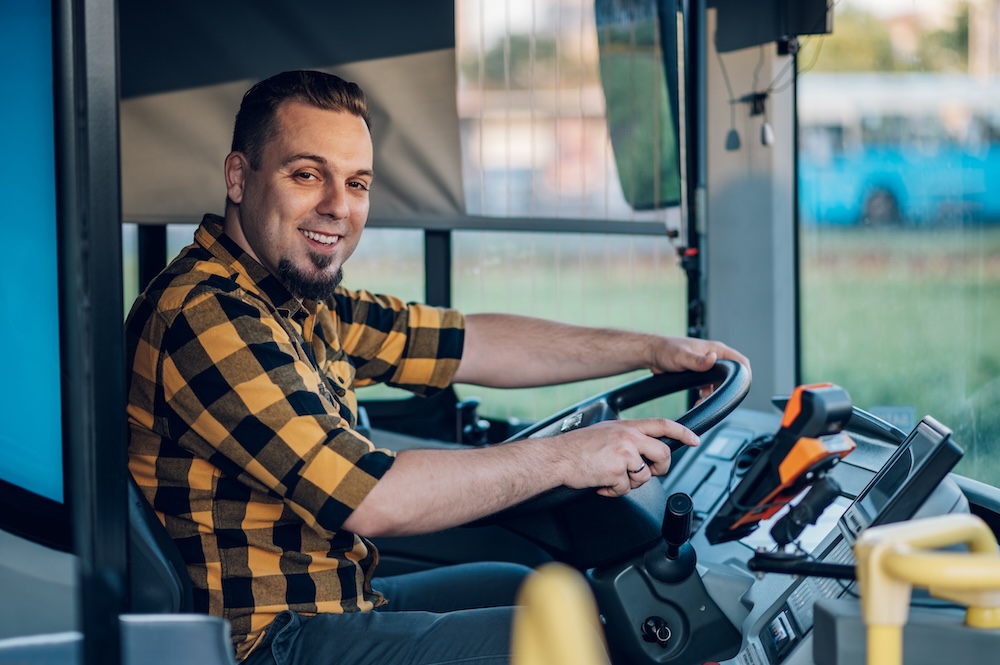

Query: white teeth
left=300, top=229, right=339, bottom=245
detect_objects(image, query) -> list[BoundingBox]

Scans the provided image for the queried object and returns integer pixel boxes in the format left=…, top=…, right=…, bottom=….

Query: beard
left=277, top=253, right=343, bottom=301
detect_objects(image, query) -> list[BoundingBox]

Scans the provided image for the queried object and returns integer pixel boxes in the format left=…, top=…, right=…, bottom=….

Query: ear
left=225, top=152, right=248, bottom=204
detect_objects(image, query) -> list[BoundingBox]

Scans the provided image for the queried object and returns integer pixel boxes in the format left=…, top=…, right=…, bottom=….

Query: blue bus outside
left=798, top=73, right=1000, bottom=227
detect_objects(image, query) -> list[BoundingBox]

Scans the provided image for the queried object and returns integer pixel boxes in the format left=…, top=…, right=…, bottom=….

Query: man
left=126, top=70, right=750, bottom=664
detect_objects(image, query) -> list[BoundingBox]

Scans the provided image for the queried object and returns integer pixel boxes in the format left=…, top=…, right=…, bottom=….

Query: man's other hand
left=551, top=418, right=699, bottom=498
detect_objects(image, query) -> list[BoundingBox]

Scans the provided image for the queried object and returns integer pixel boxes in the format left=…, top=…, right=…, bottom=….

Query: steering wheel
left=483, top=360, right=751, bottom=520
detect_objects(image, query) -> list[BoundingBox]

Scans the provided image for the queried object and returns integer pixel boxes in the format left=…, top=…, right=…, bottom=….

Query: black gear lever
left=596, top=490, right=746, bottom=664
left=646, top=492, right=697, bottom=584
left=662, top=492, right=693, bottom=559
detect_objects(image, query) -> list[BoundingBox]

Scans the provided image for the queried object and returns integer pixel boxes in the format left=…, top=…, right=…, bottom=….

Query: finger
left=597, top=477, right=631, bottom=498
left=630, top=437, right=670, bottom=476
left=715, top=346, right=752, bottom=381
left=678, top=349, right=717, bottom=372
left=629, top=418, right=700, bottom=449
left=624, top=419, right=698, bottom=476
left=627, top=462, right=651, bottom=488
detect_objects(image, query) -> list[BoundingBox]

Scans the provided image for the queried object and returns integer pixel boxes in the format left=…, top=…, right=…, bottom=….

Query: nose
left=317, top=182, right=350, bottom=220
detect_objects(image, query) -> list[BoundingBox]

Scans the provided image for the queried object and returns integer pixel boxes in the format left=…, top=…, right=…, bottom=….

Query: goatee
left=278, top=255, right=343, bottom=301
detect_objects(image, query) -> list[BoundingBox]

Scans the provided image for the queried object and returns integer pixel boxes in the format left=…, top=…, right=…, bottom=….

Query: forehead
left=264, top=100, right=373, bottom=167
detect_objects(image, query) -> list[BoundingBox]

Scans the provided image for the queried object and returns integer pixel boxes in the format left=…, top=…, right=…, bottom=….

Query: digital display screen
left=0, top=0, right=65, bottom=504
left=839, top=417, right=960, bottom=543
left=853, top=444, right=914, bottom=522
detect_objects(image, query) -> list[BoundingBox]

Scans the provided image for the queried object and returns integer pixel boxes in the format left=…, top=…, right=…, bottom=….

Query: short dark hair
left=231, top=70, right=370, bottom=170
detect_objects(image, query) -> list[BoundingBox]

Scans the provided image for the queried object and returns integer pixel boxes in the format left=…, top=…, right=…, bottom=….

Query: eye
left=348, top=180, right=370, bottom=191
left=294, top=171, right=318, bottom=181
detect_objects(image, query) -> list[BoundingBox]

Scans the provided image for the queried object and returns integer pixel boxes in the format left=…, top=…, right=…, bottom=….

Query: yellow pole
left=867, top=625, right=902, bottom=665
left=855, top=514, right=1000, bottom=665
left=511, top=563, right=609, bottom=665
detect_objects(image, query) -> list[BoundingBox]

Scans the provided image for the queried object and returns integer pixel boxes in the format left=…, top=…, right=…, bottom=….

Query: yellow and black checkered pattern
left=126, top=215, right=464, bottom=659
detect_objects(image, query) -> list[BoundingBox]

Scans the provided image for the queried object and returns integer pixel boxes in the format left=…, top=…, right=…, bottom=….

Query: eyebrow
left=282, top=154, right=374, bottom=178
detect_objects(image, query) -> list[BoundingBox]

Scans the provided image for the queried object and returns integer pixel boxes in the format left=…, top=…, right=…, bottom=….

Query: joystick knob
left=662, top=492, right=694, bottom=559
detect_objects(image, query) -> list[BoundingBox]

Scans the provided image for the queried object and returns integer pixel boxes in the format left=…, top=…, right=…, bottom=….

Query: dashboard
left=666, top=407, right=970, bottom=665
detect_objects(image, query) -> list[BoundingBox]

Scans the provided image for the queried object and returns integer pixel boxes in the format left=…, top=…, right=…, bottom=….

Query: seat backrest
left=127, top=477, right=193, bottom=613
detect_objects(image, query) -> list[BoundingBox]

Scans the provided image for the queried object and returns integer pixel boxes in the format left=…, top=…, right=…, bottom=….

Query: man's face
left=224, top=101, right=373, bottom=300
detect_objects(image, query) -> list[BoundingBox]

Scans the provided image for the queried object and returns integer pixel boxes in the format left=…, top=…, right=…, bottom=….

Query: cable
left=765, top=0, right=842, bottom=94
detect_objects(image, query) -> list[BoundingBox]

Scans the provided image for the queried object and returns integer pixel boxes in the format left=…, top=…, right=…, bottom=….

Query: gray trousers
left=241, top=562, right=532, bottom=665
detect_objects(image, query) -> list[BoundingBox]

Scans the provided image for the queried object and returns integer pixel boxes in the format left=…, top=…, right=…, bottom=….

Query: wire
left=753, top=44, right=765, bottom=94
left=797, top=35, right=827, bottom=77
left=769, top=37, right=826, bottom=94
left=766, top=0, right=842, bottom=94
left=716, top=47, right=737, bottom=106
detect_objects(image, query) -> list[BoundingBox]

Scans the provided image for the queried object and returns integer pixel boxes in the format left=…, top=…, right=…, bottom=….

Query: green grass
left=800, top=226, right=1000, bottom=484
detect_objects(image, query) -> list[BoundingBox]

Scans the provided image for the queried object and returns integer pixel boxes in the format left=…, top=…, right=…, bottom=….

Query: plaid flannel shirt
left=126, top=214, right=464, bottom=660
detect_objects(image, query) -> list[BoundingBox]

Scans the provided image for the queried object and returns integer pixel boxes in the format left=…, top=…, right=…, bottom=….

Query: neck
left=222, top=203, right=260, bottom=265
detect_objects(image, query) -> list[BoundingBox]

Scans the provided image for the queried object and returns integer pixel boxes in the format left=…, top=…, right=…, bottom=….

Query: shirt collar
left=195, top=214, right=304, bottom=317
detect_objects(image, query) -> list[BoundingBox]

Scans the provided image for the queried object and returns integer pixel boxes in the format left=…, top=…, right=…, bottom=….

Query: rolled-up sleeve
left=331, top=288, right=465, bottom=394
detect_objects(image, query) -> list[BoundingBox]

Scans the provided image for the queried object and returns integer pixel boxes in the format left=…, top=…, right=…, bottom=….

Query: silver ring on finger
left=627, top=462, right=646, bottom=475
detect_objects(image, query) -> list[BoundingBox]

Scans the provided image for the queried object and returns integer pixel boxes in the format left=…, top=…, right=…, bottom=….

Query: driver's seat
left=122, top=475, right=236, bottom=663
left=128, top=476, right=193, bottom=613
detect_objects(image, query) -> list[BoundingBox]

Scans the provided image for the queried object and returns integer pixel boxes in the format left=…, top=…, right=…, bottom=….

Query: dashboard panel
left=665, top=408, right=970, bottom=665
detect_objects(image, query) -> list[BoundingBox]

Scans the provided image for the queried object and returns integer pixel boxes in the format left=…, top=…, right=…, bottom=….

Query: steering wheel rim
left=480, top=360, right=751, bottom=521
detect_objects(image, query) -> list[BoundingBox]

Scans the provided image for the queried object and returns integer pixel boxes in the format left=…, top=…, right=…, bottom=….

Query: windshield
left=798, top=0, right=1000, bottom=485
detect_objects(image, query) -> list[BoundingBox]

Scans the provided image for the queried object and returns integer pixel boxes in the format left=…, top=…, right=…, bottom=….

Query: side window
left=452, top=231, right=685, bottom=421
left=452, top=0, right=688, bottom=422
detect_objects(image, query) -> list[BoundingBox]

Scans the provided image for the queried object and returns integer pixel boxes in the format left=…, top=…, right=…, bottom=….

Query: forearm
left=452, top=313, right=751, bottom=389
left=342, top=416, right=699, bottom=538
left=342, top=442, right=569, bottom=537
left=453, top=313, right=657, bottom=388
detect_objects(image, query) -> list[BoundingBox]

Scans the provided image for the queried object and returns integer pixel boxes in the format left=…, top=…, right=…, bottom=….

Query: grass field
left=800, top=225, right=1000, bottom=484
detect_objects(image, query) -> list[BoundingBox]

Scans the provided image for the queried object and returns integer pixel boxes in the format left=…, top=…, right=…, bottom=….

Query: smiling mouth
left=300, top=229, right=341, bottom=246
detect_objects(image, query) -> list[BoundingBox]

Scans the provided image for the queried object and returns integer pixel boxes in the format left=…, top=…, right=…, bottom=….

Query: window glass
left=452, top=0, right=688, bottom=423
left=167, top=223, right=198, bottom=260
left=453, top=231, right=686, bottom=421
left=123, top=223, right=139, bottom=309
left=456, top=0, right=679, bottom=221
left=798, top=1, right=1000, bottom=484
left=341, top=229, right=426, bottom=302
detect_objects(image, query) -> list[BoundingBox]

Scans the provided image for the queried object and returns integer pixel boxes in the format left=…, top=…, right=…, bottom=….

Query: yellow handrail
left=511, top=562, right=610, bottom=665
left=854, top=513, right=1000, bottom=665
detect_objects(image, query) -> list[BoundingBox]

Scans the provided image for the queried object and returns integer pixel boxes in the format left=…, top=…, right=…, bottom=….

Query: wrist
left=641, top=332, right=670, bottom=372
left=530, top=434, right=577, bottom=489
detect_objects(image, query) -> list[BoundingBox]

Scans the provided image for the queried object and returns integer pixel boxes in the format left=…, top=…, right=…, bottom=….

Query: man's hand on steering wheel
left=549, top=417, right=699, bottom=498
left=648, top=336, right=752, bottom=401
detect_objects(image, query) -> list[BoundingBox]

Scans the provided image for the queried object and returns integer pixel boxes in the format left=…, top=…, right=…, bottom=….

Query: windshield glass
left=798, top=0, right=1000, bottom=485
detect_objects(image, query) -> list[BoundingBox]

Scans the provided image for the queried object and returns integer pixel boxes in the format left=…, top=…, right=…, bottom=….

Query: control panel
left=663, top=406, right=968, bottom=665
